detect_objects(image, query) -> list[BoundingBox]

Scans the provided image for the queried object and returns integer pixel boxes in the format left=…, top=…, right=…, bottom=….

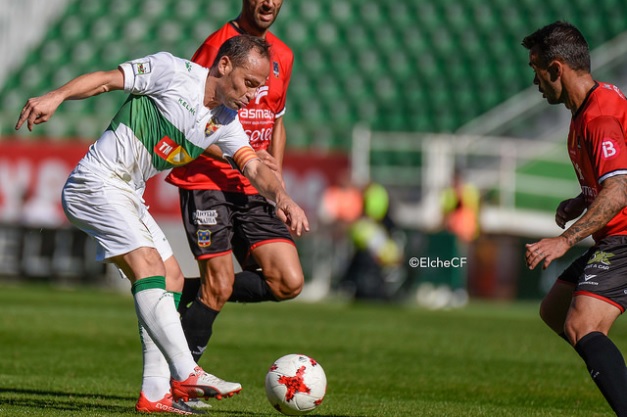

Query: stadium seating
left=1, top=0, right=626, bottom=151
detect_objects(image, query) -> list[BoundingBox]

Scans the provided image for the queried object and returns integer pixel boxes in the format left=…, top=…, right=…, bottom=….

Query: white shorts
left=61, top=162, right=173, bottom=262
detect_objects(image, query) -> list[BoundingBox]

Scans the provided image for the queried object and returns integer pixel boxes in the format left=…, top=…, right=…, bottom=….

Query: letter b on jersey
left=602, top=138, right=619, bottom=159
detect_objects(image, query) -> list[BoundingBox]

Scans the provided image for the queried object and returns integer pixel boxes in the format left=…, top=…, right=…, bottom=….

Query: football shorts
left=62, top=162, right=173, bottom=262
left=179, top=189, right=294, bottom=267
left=558, top=235, right=627, bottom=312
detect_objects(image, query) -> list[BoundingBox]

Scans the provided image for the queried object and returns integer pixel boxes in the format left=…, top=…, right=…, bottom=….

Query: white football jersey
left=79, top=52, right=251, bottom=192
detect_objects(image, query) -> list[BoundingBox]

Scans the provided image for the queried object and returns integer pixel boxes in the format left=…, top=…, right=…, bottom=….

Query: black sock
left=177, top=277, right=201, bottom=317
left=180, top=299, right=219, bottom=362
left=229, top=270, right=278, bottom=302
left=574, top=331, right=627, bottom=417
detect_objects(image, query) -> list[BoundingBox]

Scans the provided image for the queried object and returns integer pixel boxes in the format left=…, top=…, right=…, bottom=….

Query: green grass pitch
left=0, top=283, right=623, bottom=416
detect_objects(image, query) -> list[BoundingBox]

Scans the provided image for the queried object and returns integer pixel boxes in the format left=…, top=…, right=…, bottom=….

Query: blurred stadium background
left=1, top=0, right=626, bottom=305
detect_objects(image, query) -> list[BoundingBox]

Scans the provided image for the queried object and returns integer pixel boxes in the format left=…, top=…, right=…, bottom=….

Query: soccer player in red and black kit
left=523, top=22, right=627, bottom=417
left=166, top=0, right=304, bottom=366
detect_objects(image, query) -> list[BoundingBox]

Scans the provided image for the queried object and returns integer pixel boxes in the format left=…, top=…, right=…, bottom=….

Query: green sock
left=170, top=291, right=182, bottom=309
left=131, top=276, right=166, bottom=294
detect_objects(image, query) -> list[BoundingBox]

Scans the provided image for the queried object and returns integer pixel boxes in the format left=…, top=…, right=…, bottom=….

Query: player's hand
left=525, top=236, right=570, bottom=270
left=256, top=149, right=280, bottom=172
left=15, top=92, right=63, bottom=131
left=555, top=196, right=586, bottom=229
left=275, top=196, right=310, bottom=237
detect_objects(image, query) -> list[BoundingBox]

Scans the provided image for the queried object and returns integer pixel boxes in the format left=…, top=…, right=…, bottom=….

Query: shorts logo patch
left=197, top=229, right=211, bottom=248
left=587, top=251, right=614, bottom=266
left=193, top=210, right=218, bottom=225
left=581, top=274, right=599, bottom=286
left=585, top=250, right=615, bottom=272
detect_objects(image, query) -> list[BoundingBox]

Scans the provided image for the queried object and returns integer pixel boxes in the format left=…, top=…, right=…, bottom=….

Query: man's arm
left=15, top=68, right=124, bottom=131
left=268, top=116, right=286, bottom=175
left=206, top=119, right=285, bottom=177
left=255, top=116, right=287, bottom=185
left=202, top=144, right=227, bottom=161
left=241, top=158, right=309, bottom=236
left=555, top=192, right=587, bottom=229
left=526, top=175, right=627, bottom=270
left=561, top=175, right=627, bottom=246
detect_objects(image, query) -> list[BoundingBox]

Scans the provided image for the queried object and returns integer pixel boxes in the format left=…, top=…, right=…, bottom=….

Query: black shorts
left=179, top=189, right=294, bottom=268
left=558, top=235, right=627, bottom=312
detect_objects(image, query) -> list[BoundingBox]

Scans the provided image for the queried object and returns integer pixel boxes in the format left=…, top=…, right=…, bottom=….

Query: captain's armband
left=225, top=146, right=258, bottom=174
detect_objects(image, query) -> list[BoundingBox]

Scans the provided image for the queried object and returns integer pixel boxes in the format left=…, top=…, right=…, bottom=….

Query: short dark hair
left=212, top=34, right=271, bottom=68
left=521, top=21, right=590, bottom=72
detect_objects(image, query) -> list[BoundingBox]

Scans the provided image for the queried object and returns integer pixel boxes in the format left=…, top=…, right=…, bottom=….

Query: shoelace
left=198, top=373, right=226, bottom=384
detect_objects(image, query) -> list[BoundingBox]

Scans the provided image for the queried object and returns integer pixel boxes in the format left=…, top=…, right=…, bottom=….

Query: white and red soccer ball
left=265, top=354, right=327, bottom=415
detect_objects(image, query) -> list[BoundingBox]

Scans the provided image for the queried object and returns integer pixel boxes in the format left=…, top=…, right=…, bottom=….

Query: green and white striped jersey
left=80, top=52, right=251, bottom=192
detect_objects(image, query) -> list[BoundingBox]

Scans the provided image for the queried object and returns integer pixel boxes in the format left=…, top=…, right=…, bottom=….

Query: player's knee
left=563, top=320, right=579, bottom=345
left=166, top=270, right=185, bottom=293
left=198, top=272, right=233, bottom=306
left=271, top=270, right=304, bottom=301
left=274, top=284, right=302, bottom=301
left=563, top=317, right=599, bottom=345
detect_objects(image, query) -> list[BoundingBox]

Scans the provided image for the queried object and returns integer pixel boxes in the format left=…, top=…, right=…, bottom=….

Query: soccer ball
left=265, top=354, right=327, bottom=415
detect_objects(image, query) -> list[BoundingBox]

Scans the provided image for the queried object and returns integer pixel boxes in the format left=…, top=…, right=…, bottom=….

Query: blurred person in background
left=441, top=168, right=480, bottom=244
left=16, top=35, right=309, bottom=414
left=523, top=21, right=627, bottom=417
left=165, top=0, right=304, bottom=390
left=318, top=170, right=363, bottom=227
left=318, top=170, right=364, bottom=284
left=434, top=167, right=479, bottom=308
left=340, top=182, right=403, bottom=301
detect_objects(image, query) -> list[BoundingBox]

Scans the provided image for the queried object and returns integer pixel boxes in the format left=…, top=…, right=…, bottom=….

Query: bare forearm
left=241, top=154, right=308, bottom=235
left=561, top=177, right=627, bottom=245
left=16, top=68, right=124, bottom=131
left=202, top=144, right=227, bottom=161
left=269, top=117, right=286, bottom=169
left=54, top=69, right=124, bottom=100
left=243, top=159, right=286, bottom=203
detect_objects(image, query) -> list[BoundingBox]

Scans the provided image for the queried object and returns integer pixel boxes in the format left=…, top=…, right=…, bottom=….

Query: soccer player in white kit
left=15, top=35, right=309, bottom=414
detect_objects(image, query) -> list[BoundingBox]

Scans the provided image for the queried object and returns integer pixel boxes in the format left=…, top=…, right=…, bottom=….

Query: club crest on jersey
left=154, top=136, right=193, bottom=166
left=133, top=61, right=151, bottom=75
left=273, top=61, right=279, bottom=78
left=197, top=229, right=212, bottom=247
left=205, top=117, right=221, bottom=136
